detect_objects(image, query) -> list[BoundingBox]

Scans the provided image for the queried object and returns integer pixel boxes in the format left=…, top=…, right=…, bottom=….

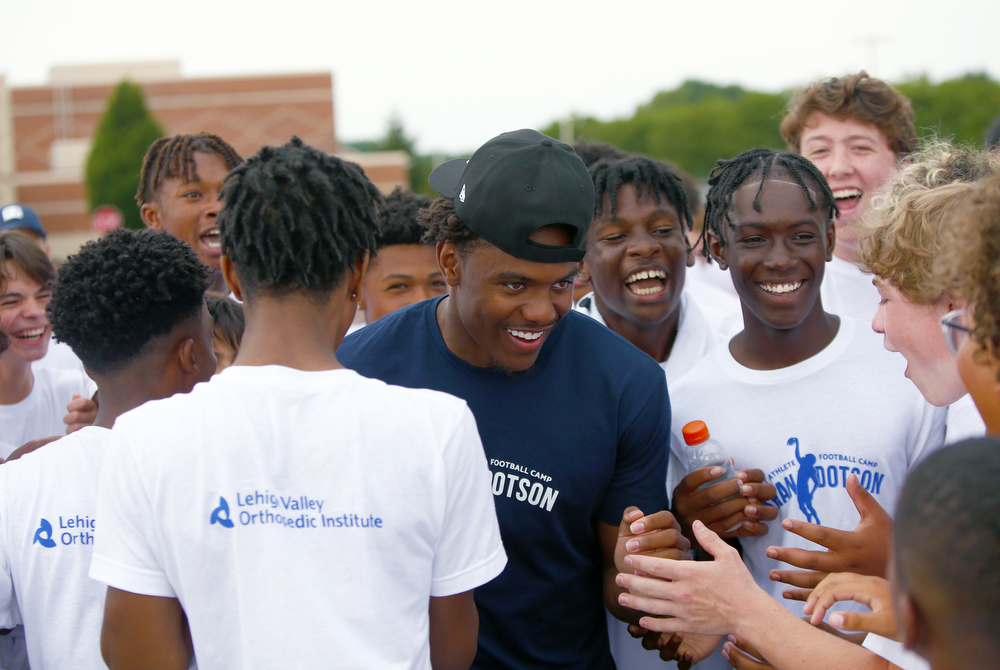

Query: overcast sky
left=4, top=0, right=998, bottom=155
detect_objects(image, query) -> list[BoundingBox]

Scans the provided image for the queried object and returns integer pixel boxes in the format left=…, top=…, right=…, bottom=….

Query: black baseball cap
left=429, top=129, right=594, bottom=263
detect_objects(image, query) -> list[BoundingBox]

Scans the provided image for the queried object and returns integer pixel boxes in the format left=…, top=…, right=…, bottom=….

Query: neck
left=91, top=383, right=167, bottom=430
left=595, top=296, right=681, bottom=364
left=0, top=355, right=33, bottom=405
left=730, top=304, right=840, bottom=370
left=833, top=245, right=857, bottom=263
left=234, top=292, right=346, bottom=371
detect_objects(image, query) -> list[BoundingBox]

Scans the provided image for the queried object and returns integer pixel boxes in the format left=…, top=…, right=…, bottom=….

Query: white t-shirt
left=821, top=255, right=882, bottom=323
left=0, top=367, right=97, bottom=456
left=863, top=633, right=930, bottom=670
left=669, top=318, right=946, bottom=670
left=90, top=365, right=507, bottom=670
left=577, top=291, right=721, bottom=670
left=0, top=426, right=109, bottom=670
left=945, top=393, right=985, bottom=445
left=32, top=337, right=87, bottom=377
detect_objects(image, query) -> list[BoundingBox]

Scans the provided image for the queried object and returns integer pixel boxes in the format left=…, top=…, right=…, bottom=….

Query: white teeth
left=761, top=281, right=802, bottom=294
left=834, top=189, right=862, bottom=199
left=15, top=327, right=44, bottom=339
left=507, top=329, right=542, bottom=341
left=625, top=269, right=667, bottom=284
left=204, top=230, right=221, bottom=249
left=629, top=285, right=665, bottom=296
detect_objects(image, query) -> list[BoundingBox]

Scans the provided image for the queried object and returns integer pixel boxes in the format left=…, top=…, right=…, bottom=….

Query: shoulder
left=339, top=299, right=434, bottom=361
left=0, top=428, right=105, bottom=490
left=559, top=310, right=662, bottom=375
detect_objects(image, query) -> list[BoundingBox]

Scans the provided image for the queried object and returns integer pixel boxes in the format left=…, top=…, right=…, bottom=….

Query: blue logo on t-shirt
left=210, top=497, right=234, bottom=528
left=33, top=518, right=56, bottom=548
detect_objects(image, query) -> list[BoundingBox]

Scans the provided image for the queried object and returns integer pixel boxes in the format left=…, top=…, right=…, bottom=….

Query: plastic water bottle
left=681, top=420, right=742, bottom=531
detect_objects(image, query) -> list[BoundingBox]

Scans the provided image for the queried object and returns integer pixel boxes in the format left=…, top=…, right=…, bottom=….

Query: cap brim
left=428, top=157, right=470, bottom=198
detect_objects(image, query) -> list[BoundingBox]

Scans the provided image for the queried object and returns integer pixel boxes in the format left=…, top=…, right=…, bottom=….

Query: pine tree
left=85, top=81, right=164, bottom=230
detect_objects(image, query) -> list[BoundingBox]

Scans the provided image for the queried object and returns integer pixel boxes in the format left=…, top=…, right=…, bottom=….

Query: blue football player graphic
left=791, top=438, right=821, bottom=525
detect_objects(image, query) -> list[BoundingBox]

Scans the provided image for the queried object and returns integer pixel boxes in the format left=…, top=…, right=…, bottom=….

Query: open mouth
left=760, top=281, right=803, bottom=295
left=833, top=188, right=863, bottom=208
left=201, top=229, right=221, bottom=251
left=625, top=269, right=667, bottom=296
left=14, top=326, right=46, bottom=343
left=507, top=329, right=543, bottom=341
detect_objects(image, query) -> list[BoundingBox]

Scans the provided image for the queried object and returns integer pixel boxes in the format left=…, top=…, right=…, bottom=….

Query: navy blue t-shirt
left=339, top=296, right=670, bottom=670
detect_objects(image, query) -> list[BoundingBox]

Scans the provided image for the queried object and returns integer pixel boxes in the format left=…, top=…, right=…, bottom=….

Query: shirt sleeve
left=89, top=430, right=176, bottom=597
left=598, top=368, right=671, bottom=526
left=430, top=405, right=507, bottom=597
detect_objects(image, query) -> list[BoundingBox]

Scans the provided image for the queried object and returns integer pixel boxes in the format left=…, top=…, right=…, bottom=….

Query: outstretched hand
left=767, top=474, right=891, bottom=599
left=614, top=506, right=691, bottom=575
left=616, top=520, right=769, bottom=636
left=802, top=572, right=898, bottom=639
left=673, top=467, right=778, bottom=541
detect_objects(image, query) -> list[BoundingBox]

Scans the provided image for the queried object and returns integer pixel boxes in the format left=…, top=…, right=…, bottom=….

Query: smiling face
left=871, top=279, right=967, bottom=406
left=439, top=227, right=577, bottom=373
left=0, top=261, right=51, bottom=363
left=584, top=182, right=692, bottom=330
left=360, top=244, right=447, bottom=323
left=709, top=178, right=835, bottom=331
left=799, top=113, right=898, bottom=261
left=141, top=152, right=229, bottom=269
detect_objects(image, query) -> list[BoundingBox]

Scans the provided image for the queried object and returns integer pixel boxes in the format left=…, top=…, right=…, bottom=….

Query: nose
left=826, top=146, right=854, bottom=180
left=520, top=290, right=558, bottom=326
left=415, top=284, right=433, bottom=302
left=23, top=296, right=48, bottom=320
left=763, top=239, right=792, bottom=271
left=205, top=195, right=223, bottom=217
left=871, top=302, right=886, bottom=335
left=627, top=229, right=660, bottom=259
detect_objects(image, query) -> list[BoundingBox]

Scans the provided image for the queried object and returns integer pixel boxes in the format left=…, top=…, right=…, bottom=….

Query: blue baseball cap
left=0, top=204, right=46, bottom=239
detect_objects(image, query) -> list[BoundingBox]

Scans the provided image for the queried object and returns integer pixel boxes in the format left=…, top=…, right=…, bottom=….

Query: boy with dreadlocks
left=137, top=133, right=243, bottom=293
left=0, top=228, right=215, bottom=670
left=576, top=155, right=778, bottom=669
left=91, top=138, right=505, bottom=669
left=356, top=186, right=447, bottom=327
left=658, top=148, right=944, bottom=670
left=781, top=72, right=916, bottom=322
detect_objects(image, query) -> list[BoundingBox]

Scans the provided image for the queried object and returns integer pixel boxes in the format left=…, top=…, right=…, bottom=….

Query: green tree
left=898, top=73, right=1000, bottom=146
left=85, top=80, right=164, bottom=230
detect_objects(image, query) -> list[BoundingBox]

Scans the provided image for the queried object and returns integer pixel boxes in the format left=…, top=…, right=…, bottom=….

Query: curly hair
left=205, top=292, right=244, bottom=353
left=572, top=140, right=630, bottom=168
left=702, top=148, right=838, bottom=256
left=136, top=133, right=243, bottom=205
left=377, top=187, right=432, bottom=249
left=936, top=172, right=1000, bottom=374
left=856, top=141, right=999, bottom=304
left=417, top=196, right=484, bottom=255
left=781, top=71, right=917, bottom=159
left=219, top=137, right=381, bottom=298
left=47, top=228, right=209, bottom=375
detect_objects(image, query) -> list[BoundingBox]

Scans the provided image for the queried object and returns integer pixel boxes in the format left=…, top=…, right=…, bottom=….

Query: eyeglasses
left=940, top=308, right=974, bottom=356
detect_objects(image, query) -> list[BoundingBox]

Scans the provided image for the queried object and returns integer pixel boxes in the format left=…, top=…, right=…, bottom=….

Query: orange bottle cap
left=682, top=420, right=710, bottom=445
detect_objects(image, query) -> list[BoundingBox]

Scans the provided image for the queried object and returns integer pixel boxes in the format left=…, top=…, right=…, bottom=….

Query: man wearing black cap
left=339, top=129, right=692, bottom=669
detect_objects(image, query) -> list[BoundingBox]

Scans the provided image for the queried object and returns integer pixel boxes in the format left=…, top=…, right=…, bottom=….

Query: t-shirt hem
left=89, top=555, right=176, bottom=598
left=429, top=544, right=507, bottom=597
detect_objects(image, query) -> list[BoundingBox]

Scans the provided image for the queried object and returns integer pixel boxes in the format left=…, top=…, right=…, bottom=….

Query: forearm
left=735, top=591, right=888, bottom=670
left=429, top=592, right=478, bottom=670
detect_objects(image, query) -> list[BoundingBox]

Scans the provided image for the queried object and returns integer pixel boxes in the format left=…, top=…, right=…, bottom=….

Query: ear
left=825, top=218, right=837, bottom=262
left=140, top=202, right=163, bottom=232
left=437, top=241, right=462, bottom=288
left=706, top=230, right=728, bottom=271
left=177, top=338, right=199, bottom=377
left=577, top=259, right=591, bottom=283
left=900, top=593, right=929, bottom=655
left=220, top=255, right=243, bottom=301
left=344, top=250, right=370, bottom=302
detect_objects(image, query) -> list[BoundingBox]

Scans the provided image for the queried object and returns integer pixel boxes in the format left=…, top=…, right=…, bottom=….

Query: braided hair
left=219, top=137, right=382, bottom=297
left=701, top=148, right=838, bottom=257
left=589, top=157, right=694, bottom=233
left=47, top=228, right=209, bottom=375
left=136, top=133, right=243, bottom=205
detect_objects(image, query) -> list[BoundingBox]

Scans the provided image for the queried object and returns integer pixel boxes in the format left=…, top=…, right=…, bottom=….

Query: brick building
left=0, top=62, right=408, bottom=260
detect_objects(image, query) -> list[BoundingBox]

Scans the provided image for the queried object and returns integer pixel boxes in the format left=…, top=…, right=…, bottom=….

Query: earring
left=351, top=293, right=357, bottom=300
